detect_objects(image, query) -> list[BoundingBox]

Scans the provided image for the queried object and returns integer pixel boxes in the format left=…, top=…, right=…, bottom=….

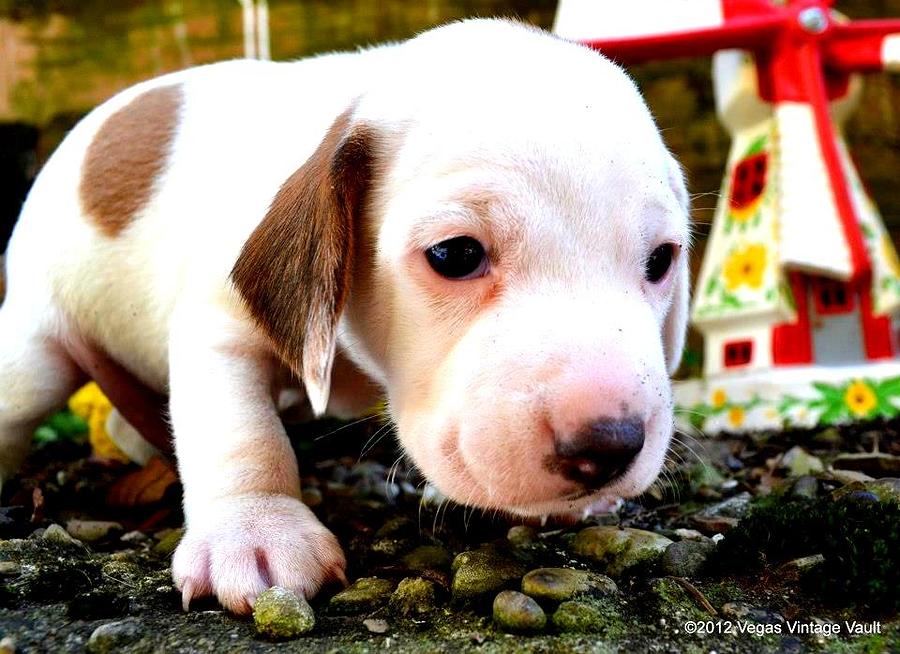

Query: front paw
left=172, top=494, right=346, bottom=615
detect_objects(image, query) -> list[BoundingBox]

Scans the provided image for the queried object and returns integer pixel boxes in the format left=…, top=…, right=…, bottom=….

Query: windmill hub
left=797, top=6, right=829, bottom=35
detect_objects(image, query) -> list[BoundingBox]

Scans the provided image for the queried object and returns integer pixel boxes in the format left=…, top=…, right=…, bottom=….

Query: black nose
left=553, top=418, right=645, bottom=488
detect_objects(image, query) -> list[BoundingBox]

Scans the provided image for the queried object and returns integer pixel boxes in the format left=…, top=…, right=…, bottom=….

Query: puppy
left=0, top=19, right=689, bottom=614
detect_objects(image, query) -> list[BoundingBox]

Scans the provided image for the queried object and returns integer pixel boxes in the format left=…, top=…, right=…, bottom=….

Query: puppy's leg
left=169, top=302, right=345, bottom=615
left=0, top=306, right=84, bottom=497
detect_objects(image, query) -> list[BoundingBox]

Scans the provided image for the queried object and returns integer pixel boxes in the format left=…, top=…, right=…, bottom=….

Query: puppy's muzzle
left=551, top=417, right=645, bottom=489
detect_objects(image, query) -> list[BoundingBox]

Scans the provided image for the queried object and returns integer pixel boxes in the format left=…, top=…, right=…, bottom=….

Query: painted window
left=723, top=339, right=753, bottom=367
left=811, top=278, right=854, bottom=315
left=729, top=152, right=768, bottom=210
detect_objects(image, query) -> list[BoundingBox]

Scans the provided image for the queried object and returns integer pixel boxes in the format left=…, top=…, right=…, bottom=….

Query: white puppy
left=0, top=19, right=689, bottom=614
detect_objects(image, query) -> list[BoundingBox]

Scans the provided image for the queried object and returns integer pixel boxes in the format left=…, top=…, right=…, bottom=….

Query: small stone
left=521, top=567, right=617, bottom=602
left=690, top=516, right=738, bottom=535
left=829, top=469, right=874, bottom=485
left=571, top=527, right=672, bottom=576
left=42, top=523, right=82, bottom=547
left=507, top=525, right=537, bottom=548
left=493, top=590, right=546, bottom=632
left=66, top=520, right=123, bottom=543
left=551, top=598, right=624, bottom=636
left=778, top=554, right=825, bottom=581
left=781, top=446, right=824, bottom=476
left=401, top=545, right=451, bottom=572
left=253, top=587, right=315, bottom=639
left=660, top=539, right=716, bottom=577
left=451, top=547, right=527, bottom=601
left=86, top=620, right=146, bottom=654
left=389, top=577, right=437, bottom=616
left=789, top=476, right=819, bottom=500
left=120, top=531, right=150, bottom=544
left=363, top=618, right=389, bottom=634
left=0, top=636, right=15, bottom=654
left=833, top=453, right=900, bottom=477
left=329, top=577, right=395, bottom=614
left=673, top=528, right=705, bottom=541
left=695, top=492, right=753, bottom=520
left=152, top=528, right=183, bottom=556
left=0, top=561, right=21, bottom=576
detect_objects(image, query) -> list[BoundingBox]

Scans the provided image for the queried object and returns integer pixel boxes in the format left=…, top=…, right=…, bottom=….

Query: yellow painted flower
left=723, top=244, right=767, bottom=291
left=728, top=406, right=745, bottom=428
left=881, top=234, right=900, bottom=279
left=844, top=380, right=877, bottom=417
left=711, top=389, right=727, bottom=408
left=68, top=382, right=130, bottom=463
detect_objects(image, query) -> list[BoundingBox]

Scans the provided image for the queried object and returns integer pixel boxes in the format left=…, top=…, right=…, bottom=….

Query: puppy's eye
left=645, top=243, right=675, bottom=283
left=425, top=236, right=487, bottom=280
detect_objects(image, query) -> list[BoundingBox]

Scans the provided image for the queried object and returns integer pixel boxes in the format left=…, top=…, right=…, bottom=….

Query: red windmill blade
left=560, top=0, right=900, bottom=283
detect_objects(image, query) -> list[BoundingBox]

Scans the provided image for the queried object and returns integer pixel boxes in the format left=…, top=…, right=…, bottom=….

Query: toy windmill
left=554, top=0, right=900, bottom=433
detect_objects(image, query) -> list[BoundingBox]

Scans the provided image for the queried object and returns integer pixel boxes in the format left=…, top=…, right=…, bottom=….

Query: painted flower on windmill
left=723, top=243, right=767, bottom=291
left=725, top=133, right=769, bottom=232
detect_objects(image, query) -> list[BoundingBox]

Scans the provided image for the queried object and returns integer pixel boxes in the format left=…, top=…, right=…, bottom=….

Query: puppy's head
left=233, top=19, right=690, bottom=517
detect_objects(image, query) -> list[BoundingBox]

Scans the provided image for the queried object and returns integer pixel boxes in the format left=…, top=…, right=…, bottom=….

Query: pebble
left=695, top=492, right=752, bottom=520
left=492, top=590, right=546, bottom=632
left=65, top=520, right=123, bottom=543
left=41, top=523, right=82, bottom=547
left=673, top=528, right=706, bottom=541
left=300, top=487, right=323, bottom=508
left=571, top=527, right=672, bottom=576
left=521, top=567, right=617, bottom=602
left=119, top=531, right=150, bottom=544
left=329, top=577, right=395, bottom=614
left=0, top=637, right=15, bottom=654
left=389, top=577, right=437, bottom=616
left=506, top=525, right=537, bottom=548
left=551, top=598, right=623, bottom=635
left=778, top=554, right=825, bottom=581
left=86, top=619, right=146, bottom=654
left=781, top=446, right=824, bottom=476
left=789, top=476, right=819, bottom=500
left=401, top=545, right=451, bottom=572
left=253, top=587, right=315, bottom=639
left=832, top=453, right=900, bottom=476
left=451, top=547, right=527, bottom=601
left=363, top=618, right=389, bottom=634
left=152, top=528, right=183, bottom=556
left=660, top=539, right=716, bottom=577
left=0, top=561, right=21, bottom=576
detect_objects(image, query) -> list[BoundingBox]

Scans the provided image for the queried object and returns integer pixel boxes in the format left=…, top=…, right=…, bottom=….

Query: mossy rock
left=492, top=590, right=546, bottom=633
left=521, top=567, right=617, bottom=603
left=253, top=587, right=315, bottom=639
left=389, top=577, right=437, bottom=616
left=646, top=577, right=708, bottom=621
left=451, top=547, right=526, bottom=603
left=329, top=577, right=395, bottom=614
left=571, top=527, right=672, bottom=576
left=551, top=597, right=626, bottom=637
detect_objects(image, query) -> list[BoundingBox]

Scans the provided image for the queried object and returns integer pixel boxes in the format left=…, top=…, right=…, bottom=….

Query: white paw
left=172, top=494, right=346, bottom=615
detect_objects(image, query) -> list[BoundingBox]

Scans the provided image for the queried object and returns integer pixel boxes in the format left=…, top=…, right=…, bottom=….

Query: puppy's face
left=349, top=28, right=691, bottom=517
left=234, top=20, right=690, bottom=518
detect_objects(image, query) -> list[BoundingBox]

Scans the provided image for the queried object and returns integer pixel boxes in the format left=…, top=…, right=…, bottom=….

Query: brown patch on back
left=80, top=84, right=183, bottom=236
left=230, top=105, right=375, bottom=399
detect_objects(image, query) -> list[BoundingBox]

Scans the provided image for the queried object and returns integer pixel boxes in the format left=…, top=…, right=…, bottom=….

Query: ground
left=0, top=413, right=898, bottom=653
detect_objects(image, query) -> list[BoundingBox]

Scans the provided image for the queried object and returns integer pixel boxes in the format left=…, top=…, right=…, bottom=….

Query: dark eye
left=645, top=243, right=676, bottom=283
left=425, top=236, right=487, bottom=279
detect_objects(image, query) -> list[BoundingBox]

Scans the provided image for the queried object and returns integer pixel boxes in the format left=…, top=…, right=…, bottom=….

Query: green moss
left=715, top=494, right=900, bottom=609
left=551, top=597, right=627, bottom=637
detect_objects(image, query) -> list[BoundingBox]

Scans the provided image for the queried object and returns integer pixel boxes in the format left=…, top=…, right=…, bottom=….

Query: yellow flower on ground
left=723, top=244, right=767, bottom=291
left=68, top=382, right=130, bottom=463
left=711, top=389, right=727, bottom=408
left=844, top=380, right=877, bottom=418
left=728, top=406, right=745, bottom=428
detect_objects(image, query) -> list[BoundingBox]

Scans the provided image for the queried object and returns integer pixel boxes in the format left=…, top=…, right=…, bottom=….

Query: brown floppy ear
left=231, top=106, right=373, bottom=415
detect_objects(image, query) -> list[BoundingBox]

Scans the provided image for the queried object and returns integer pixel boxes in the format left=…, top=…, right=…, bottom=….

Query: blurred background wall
left=1, top=0, right=898, bottom=305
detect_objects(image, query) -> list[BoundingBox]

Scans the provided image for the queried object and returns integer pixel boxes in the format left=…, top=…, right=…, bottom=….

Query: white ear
left=664, top=253, right=690, bottom=375
left=663, top=153, right=691, bottom=376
